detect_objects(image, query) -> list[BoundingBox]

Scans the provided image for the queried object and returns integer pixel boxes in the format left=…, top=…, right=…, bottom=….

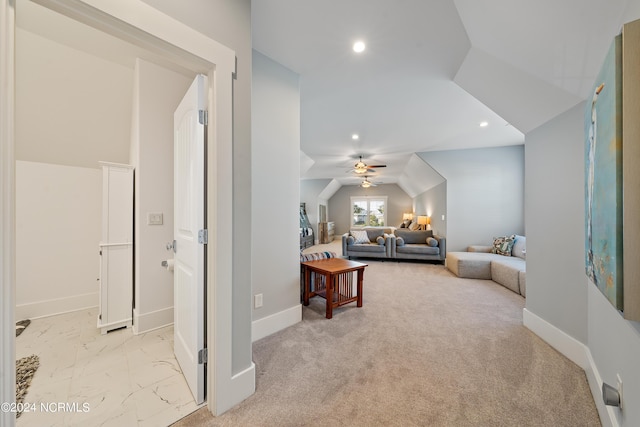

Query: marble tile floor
left=15, top=308, right=202, bottom=426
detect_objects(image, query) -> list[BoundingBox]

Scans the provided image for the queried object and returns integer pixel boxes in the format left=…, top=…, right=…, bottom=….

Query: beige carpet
left=172, top=258, right=600, bottom=427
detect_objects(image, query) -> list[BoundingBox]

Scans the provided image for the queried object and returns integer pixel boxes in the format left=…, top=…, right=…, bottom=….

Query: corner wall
left=525, top=103, right=587, bottom=344
left=418, top=146, right=524, bottom=252
left=525, top=102, right=640, bottom=426
left=251, top=50, right=301, bottom=341
left=329, top=184, right=412, bottom=235
left=412, top=181, right=447, bottom=237
left=15, top=161, right=101, bottom=319
left=131, top=59, right=193, bottom=333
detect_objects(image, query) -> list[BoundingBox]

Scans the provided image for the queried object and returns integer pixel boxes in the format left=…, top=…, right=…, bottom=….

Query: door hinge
left=198, top=229, right=208, bottom=244
left=198, top=348, right=208, bottom=364
left=199, top=110, right=208, bottom=126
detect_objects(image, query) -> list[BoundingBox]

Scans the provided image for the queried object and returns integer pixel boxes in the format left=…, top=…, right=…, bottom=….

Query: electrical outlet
left=147, top=212, right=163, bottom=225
left=254, top=294, right=263, bottom=308
left=617, top=374, right=623, bottom=410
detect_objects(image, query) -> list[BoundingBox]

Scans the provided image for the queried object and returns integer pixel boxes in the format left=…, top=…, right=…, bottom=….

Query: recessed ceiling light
left=353, top=41, right=365, bottom=53
left=352, top=134, right=359, bottom=140
left=480, top=121, right=489, bottom=127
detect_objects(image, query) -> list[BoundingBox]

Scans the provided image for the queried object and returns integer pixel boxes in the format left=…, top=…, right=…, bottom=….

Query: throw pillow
left=350, top=229, right=370, bottom=244
left=512, top=235, right=526, bottom=259
left=492, top=235, right=516, bottom=256
left=426, top=237, right=438, bottom=247
left=408, top=221, right=419, bottom=231
left=376, top=236, right=385, bottom=245
left=396, top=237, right=405, bottom=246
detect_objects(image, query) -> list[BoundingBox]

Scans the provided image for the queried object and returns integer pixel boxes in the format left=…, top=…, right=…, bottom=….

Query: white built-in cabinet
left=98, top=162, right=134, bottom=334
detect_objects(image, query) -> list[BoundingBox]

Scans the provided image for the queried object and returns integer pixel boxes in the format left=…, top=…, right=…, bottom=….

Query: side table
left=301, top=258, right=368, bottom=319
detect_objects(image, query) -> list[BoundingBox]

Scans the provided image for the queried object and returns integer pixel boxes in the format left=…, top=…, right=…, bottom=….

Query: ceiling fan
left=350, top=156, right=387, bottom=174
left=359, top=176, right=381, bottom=188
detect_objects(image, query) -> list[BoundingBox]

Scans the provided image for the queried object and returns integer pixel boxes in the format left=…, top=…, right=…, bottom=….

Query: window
left=351, top=196, right=387, bottom=227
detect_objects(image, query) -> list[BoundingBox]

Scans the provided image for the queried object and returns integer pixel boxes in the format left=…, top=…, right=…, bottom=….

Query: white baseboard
left=523, top=308, right=587, bottom=367
left=15, top=292, right=98, bottom=320
left=523, top=308, right=618, bottom=427
left=133, top=306, right=173, bottom=334
left=213, top=362, right=256, bottom=415
left=252, top=304, right=301, bottom=342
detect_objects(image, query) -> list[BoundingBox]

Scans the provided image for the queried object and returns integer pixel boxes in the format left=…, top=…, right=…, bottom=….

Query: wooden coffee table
left=301, top=258, right=368, bottom=319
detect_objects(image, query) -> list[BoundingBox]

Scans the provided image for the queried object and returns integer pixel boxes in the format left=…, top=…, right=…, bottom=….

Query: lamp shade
left=402, top=213, right=413, bottom=220
left=427, top=216, right=431, bottom=225
left=417, top=216, right=428, bottom=225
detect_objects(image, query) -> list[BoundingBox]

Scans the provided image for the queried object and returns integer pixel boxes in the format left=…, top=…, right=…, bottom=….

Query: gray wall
left=131, top=59, right=193, bottom=332
left=525, top=104, right=587, bottom=343
left=251, top=50, right=301, bottom=320
left=141, top=0, right=253, bottom=375
left=418, top=146, right=524, bottom=252
left=300, top=178, right=332, bottom=241
left=329, top=184, right=412, bottom=235
left=527, top=101, right=640, bottom=425
left=412, top=181, right=447, bottom=237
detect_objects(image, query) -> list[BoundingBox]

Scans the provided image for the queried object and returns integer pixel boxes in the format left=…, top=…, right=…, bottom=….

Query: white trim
left=523, top=308, right=587, bottom=367
left=1, top=0, right=251, bottom=418
left=226, top=362, right=256, bottom=410
left=15, top=293, right=98, bottom=321
left=584, top=348, right=618, bottom=427
left=523, top=308, right=615, bottom=427
left=133, top=306, right=173, bottom=335
left=0, top=1, right=15, bottom=426
left=252, top=305, right=302, bottom=342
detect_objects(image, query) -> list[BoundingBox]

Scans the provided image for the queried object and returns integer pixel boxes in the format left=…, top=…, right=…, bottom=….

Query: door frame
left=0, top=0, right=255, bottom=423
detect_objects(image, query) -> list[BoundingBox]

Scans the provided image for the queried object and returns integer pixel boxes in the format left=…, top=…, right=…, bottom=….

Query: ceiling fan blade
left=368, top=165, right=386, bottom=168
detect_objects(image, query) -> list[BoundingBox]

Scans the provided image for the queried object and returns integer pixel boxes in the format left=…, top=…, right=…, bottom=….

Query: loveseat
left=446, top=235, right=526, bottom=297
left=341, top=227, right=394, bottom=259
left=342, top=228, right=446, bottom=263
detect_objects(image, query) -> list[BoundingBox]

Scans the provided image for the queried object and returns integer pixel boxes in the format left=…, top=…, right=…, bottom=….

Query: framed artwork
left=584, top=34, right=623, bottom=310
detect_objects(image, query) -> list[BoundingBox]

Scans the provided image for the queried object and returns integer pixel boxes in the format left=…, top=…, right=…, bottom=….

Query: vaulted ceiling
left=252, top=0, right=631, bottom=194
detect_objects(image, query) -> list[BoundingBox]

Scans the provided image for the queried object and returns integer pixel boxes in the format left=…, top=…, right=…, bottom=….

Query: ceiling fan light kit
left=352, top=156, right=386, bottom=175
left=359, top=175, right=378, bottom=188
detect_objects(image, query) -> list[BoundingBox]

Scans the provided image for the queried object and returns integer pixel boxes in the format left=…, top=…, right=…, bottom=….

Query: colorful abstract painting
left=584, top=35, right=623, bottom=310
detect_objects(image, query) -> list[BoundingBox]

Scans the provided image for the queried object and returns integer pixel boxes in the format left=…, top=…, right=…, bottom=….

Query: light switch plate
left=147, top=212, right=163, bottom=225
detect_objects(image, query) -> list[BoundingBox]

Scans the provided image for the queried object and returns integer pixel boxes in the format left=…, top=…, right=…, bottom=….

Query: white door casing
left=174, top=74, right=207, bottom=405
left=3, top=1, right=252, bottom=421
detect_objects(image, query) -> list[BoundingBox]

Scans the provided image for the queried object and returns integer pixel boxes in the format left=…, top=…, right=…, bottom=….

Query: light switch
left=147, top=212, right=163, bottom=225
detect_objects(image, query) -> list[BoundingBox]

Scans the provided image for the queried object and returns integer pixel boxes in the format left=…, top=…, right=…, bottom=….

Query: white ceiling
left=17, top=1, right=632, bottom=192
left=252, top=0, right=630, bottom=189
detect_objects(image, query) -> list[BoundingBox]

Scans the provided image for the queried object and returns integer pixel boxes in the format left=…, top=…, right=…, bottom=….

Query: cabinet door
left=98, top=163, right=133, bottom=333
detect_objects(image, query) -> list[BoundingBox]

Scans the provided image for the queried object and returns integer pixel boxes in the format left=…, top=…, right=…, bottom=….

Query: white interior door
left=174, top=74, right=207, bottom=404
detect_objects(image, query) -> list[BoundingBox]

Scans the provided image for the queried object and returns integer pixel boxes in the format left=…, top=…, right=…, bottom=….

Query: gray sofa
left=392, top=229, right=446, bottom=263
left=342, top=227, right=393, bottom=259
left=342, top=228, right=446, bottom=263
left=446, top=235, right=526, bottom=297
